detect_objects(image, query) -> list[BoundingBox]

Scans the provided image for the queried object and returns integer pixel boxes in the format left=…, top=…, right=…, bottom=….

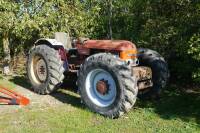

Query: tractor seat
left=55, top=32, right=73, bottom=49
left=55, top=32, right=89, bottom=49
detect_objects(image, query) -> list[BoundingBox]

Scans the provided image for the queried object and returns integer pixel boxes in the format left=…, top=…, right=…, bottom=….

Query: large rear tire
left=137, top=48, right=169, bottom=99
left=77, top=53, right=138, bottom=118
left=27, top=45, right=65, bottom=94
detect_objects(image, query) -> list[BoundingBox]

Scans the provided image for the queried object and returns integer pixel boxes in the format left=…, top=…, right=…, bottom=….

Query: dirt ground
left=0, top=77, right=79, bottom=115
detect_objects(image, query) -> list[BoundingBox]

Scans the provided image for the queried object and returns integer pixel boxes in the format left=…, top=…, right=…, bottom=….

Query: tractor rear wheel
left=27, top=45, right=65, bottom=94
left=77, top=53, right=138, bottom=118
left=137, top=48, right=169, bottom=99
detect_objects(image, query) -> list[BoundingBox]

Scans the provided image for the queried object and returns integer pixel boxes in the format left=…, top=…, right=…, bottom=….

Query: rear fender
left=34, top=38, right=69, bottom=71
left=35, top=38, right=65, bottom=48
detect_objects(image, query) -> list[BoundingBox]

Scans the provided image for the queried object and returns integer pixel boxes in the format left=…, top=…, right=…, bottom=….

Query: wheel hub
left=96, top=79, right=110, bottom=95
left=85, top=69, right=117, bottom=107
left=35, top=59, right=47, bottom=82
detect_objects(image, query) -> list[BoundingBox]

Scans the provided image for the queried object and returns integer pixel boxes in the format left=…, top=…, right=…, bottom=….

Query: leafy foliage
left=0, top=0, right=199, bottom=83
left=89, top=0, right=200, bottom=83
left=0, top=0, right=18, bottom=57
left=188, top=34, right=200, bottom=61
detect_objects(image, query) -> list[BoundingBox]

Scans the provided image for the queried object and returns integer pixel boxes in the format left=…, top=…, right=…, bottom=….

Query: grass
left=0, top=76, right=200, bottom=133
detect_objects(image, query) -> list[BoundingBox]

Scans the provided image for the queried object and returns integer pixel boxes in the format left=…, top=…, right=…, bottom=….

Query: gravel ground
left=0, top=79, right=70, bottom=114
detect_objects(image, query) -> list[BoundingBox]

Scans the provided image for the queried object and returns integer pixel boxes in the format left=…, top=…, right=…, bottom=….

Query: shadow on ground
left=9, top=75, right=200, bottom=125
left=9, top=74, right=84, bottom=109
left=51, top=75, right=86, bottom=109
left=137, top=86, right=200, bottom=125
left=9, top=75, right=32, bottom=89
left=50, top=91, right=84, bottom=108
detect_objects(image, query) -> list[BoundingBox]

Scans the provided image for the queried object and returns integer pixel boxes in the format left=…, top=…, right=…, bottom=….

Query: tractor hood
left=83, top=40, right=136, bottom=51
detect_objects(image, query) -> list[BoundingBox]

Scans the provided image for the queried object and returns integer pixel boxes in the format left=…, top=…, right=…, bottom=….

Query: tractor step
left=0, top=86, right=30, bottom=105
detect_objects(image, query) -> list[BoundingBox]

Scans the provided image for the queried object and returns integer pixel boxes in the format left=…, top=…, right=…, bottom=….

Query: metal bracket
left=0, top=86, right=30, bottom=105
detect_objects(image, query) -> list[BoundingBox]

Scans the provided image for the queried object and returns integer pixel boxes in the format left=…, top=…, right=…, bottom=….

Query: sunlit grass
left=0, top=78, right=200, bottom=133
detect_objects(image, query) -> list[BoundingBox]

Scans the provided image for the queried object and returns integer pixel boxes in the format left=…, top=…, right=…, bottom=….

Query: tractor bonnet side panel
left=82, top=40, right=137, bottom=51
left=79, top=40, right=138, bottom=60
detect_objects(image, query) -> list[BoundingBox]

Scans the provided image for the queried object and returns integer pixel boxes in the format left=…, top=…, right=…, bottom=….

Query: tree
left=0, top=0, right=199, bottom=83
left=86, top=0, right=200, bottom=82
left=0, top=0, right=18, bottom=75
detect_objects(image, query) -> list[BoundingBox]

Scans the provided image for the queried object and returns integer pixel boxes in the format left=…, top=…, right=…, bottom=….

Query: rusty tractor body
left=75, top=40, right=152, bottom=89
left=27, top=32, right=169, bottom=118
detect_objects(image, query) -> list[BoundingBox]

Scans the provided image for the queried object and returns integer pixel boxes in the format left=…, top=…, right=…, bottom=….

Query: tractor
left=27, top=32, right=169, bottom=118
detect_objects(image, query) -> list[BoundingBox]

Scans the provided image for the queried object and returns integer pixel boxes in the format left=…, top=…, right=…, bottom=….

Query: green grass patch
left=0, top=78, right=200, bottom=133
left=0, top=78, right=16, bottom=89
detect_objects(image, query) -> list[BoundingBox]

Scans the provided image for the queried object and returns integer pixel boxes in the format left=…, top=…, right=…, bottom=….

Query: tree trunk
left=108, top=0, right=113, bottom=39
left=2, top=32, right=11, bottom=75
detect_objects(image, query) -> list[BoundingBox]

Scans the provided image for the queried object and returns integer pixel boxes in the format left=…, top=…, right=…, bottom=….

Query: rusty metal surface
left=137, top=80, right=153, bottom=90
left=132, top=66, right=152, bottom=81
left=96, top=80, right=109, bottom=95
left=132, top=66, right=153, bottom=90
left=82, top=40, right=136, bottom=51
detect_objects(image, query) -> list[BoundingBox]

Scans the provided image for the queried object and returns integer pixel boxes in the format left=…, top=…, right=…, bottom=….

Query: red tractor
left=27, top=32, right=169, bottom=118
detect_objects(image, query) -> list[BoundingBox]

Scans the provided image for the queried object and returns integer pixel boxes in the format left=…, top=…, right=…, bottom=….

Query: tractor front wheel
left=77, top=53, right=138, bottom=118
